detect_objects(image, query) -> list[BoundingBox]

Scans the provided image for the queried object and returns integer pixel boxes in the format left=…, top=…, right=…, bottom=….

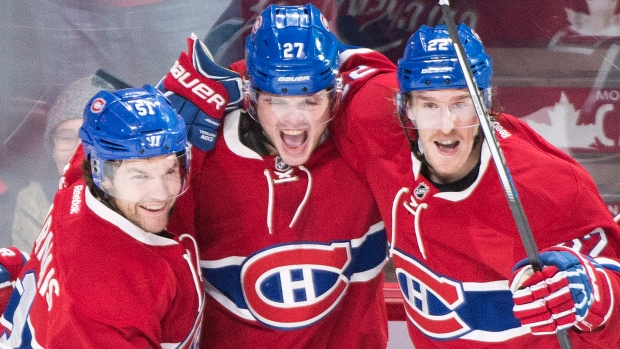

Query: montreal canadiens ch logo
left=240, top=243, right=352, bottom=329
left=252, top=15, right=262, bottom=34
left=320, top=14, right=330, bottom=31
left=90, top=98, right=106, bottom=113
left=391, top=250, right=470, bottom=339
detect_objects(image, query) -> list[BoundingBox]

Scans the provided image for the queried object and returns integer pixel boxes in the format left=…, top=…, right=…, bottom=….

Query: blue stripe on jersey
left=344, top=225, right=387, bottom=279
left=398, top=272, right=520, bottom=334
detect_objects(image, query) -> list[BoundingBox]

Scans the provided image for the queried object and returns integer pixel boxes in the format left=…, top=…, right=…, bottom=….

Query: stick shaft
left=438, top=1, right=573, bottom=348
left=439, top=1, right=541, bottom=270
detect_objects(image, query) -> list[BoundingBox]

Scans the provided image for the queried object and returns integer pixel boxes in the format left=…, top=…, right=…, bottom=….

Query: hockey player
left=330, top=23, right=620, bottom=347
left=0, top=85, right=204, bottom=348
left=157, top=4, right=390, bottom=349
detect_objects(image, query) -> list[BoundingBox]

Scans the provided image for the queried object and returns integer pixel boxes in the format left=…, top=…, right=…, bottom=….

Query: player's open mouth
left=435, top=140, right=459, bottom=153
left=280, top=129, right=308, bottom=152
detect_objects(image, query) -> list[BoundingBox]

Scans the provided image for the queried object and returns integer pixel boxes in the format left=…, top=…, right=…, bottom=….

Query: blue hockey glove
left=157, top=34, right=242, bottom=151
left=509, top=246, right=613, bottom=334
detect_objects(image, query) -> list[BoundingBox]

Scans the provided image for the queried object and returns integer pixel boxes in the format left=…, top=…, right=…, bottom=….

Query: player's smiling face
left=102, top=155, right=184, bottom=233
left=409, top=88, right=481, bottom=184
left=256, top=90, right=332, bottom=167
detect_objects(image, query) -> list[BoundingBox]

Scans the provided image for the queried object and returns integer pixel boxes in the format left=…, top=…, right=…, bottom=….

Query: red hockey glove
left=0, top=247, right=29, bottom=312
left=509, top=246, right=613, bottom=335
left=157, top=34, right=242, bottom=151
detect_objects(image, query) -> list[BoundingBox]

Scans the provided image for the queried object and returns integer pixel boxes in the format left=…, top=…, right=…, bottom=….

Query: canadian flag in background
left=335, top=0, right=620, bottom=153
left=474, top=0, right=620, bottom=213
left=478, top=1, right=620, bottom=217
left=473, top=0, right=620, bottom=154
left=333, top=0, right=620, bottom=208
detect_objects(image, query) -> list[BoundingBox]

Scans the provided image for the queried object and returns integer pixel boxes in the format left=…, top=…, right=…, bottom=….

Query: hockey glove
left=0, top=247, right=29, bottom=311
left=509, top=246, right=613, bottom=334
left=157, top=34, right=243, bottom=151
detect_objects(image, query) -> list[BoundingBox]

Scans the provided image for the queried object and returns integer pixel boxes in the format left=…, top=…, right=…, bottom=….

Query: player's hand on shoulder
left=509, top=246, right=613, bottom=334
left=156, top=33, right=243, bottom=151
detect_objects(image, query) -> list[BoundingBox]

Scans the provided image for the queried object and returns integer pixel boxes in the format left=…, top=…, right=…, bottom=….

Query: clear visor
left=397, top=92, right=480, bottom=132
left=247, top=88, right=338, bottom=125
left=97, top=151, right=189, bottom=203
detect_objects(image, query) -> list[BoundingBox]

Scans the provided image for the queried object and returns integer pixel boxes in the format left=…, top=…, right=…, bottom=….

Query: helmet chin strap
left=471, top=125, right=484, bottom=154
left=408, top=131, right=431, bottom=172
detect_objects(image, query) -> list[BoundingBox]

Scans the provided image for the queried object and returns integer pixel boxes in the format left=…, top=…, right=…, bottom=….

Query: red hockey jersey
left=168, top=55, right=390, bottom=348
left=331, top=48, right=620, bottom=348
left=0, top=180, right=204, bottom=348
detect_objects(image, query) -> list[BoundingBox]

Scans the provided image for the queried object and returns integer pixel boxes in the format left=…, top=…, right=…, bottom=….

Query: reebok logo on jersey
left=491, top=121, right=512, bottom=139
left=70, top=185, right=83, bottom=214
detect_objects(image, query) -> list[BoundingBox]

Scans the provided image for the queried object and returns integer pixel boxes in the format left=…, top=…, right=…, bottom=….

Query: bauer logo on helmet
left=277, top=76, right=311, bottom=82
left=421, top=67, right=453, bottom=74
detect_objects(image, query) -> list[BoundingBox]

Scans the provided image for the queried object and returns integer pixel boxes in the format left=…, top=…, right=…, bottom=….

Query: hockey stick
left=437, top=1, right=574, bottom=348
left=93, top=69, right=133, bottom=90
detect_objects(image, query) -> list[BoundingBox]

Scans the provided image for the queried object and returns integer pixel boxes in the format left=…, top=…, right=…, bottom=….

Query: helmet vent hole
left=139, top=128, right=160, bottom=134
left=445, top=79, right=450, bottom=84
left=281, top=88, right=288, bottom=93
left=98, top=139, right=128, bottom=151
left=301, top=87, right=307, bottom=92
left=425, top=80, right=431, bottom=86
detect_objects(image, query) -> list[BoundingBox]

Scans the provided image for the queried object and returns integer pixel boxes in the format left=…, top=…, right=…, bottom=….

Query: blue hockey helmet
left=79, top=85, right=189, bottom=195
left=396, top=24, right=490, bottom=163
left=397, top=24, right=492, bottom=93
left=244, top=3, right=340, bottom=96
